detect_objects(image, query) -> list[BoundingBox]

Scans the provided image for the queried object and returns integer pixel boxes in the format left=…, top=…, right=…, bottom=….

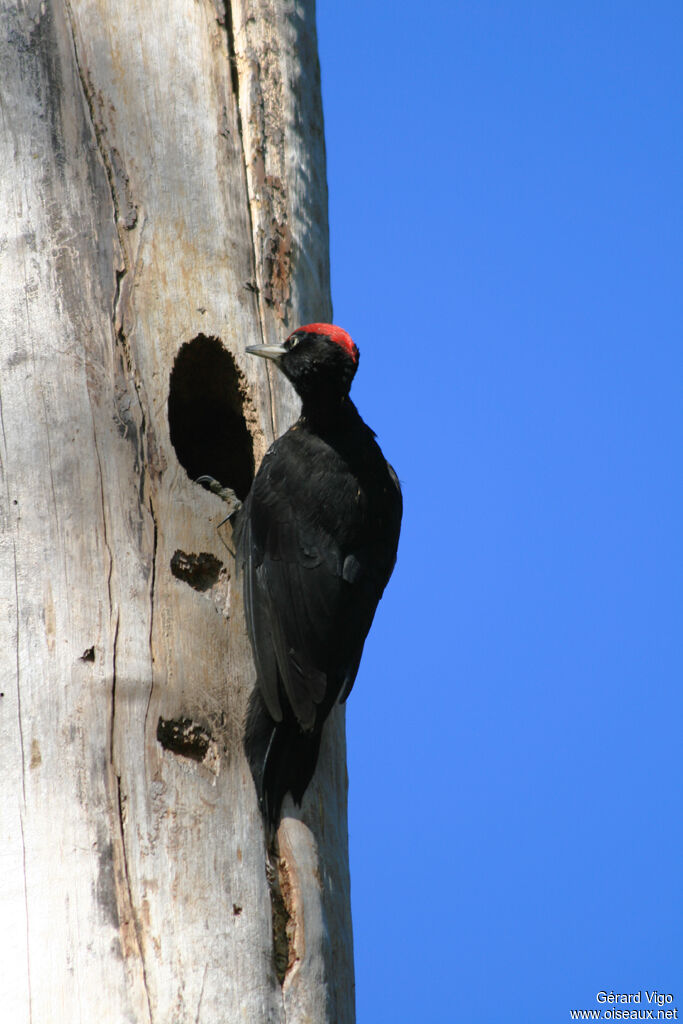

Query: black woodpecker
left=203, top=323, right=402, bottom=827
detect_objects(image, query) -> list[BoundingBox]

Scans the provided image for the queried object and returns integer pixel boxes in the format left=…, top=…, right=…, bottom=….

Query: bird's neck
left=299, top=394, right=359, bottom=435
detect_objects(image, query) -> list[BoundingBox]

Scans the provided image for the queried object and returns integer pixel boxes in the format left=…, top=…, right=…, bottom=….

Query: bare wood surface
left=0, top=1, right=353, bottom=1020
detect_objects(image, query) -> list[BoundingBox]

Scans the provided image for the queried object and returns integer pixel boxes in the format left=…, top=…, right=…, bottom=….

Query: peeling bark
left=0, top=1, right=353, bottom=1021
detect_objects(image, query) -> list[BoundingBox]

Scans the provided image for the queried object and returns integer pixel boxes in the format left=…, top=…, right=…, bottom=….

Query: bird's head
left=246, top=323, right=359, bottom=405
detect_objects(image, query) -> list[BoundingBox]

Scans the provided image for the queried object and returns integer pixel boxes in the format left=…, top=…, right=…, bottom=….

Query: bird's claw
left=196, top=475, right=242, bottom=523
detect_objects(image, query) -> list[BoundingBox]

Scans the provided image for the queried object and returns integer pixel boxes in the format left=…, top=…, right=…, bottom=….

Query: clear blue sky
left=316, top=3, right=682, bottom=1022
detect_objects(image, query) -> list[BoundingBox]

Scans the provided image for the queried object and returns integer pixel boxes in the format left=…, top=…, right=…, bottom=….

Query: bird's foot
left=196, top=475, right=242, bottom=524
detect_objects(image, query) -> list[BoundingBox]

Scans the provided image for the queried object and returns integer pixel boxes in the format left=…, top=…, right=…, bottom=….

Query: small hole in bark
left=156, top=716, right=211, bottom=762
left=233, top=903, right=242, bottom=916
left=168, top=335, right=254, bottom=499
left=80, top=646, right=95, bottom=662
left=170, top=550, right=223, bottom=592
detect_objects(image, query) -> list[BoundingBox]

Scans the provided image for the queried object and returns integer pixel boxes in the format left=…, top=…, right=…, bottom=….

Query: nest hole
left=168, top=335, right=254, bottom=499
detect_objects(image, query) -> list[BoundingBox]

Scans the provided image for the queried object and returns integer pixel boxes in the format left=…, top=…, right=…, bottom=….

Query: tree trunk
left=0, top=1, right=354, bottom=1021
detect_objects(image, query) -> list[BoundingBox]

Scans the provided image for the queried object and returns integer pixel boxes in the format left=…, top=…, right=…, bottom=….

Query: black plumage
left=233, top=323, right=402, bottom=826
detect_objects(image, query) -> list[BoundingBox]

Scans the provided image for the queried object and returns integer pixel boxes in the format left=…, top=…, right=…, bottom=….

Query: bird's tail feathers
left=244, top=688, right=322, bottom=829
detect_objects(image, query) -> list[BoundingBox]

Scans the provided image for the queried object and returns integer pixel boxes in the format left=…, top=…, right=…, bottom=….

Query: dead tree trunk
left=0, top=1, right=354, bottom=1020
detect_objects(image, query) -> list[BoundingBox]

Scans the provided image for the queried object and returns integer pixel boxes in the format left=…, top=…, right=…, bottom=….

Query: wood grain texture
left=0, top=1, right=353, bottom=1020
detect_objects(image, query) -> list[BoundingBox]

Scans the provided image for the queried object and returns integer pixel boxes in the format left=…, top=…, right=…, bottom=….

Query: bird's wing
left=234, top=503, right=283, bottom=721
left=236, top=435, right=402, bottom=733
left=335, top=459, right=402, bottom=701
left=255, top=538, right=339, bottom=731
left=235, top=468, right=364, bottom=732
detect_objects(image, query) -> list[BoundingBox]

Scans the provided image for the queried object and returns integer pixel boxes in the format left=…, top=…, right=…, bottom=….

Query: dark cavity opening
left=168, top=335, right=254, bottom=499
left=156, top=716, right=211, bottom=762
left=170, top=550, right=223, bottom=592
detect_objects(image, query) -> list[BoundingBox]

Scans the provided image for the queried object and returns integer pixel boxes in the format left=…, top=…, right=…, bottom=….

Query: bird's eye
left=285, top=334, right=300, bottom=350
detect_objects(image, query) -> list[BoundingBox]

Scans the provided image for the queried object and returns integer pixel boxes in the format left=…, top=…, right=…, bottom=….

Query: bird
left=202, top=323, right=402, bottom=827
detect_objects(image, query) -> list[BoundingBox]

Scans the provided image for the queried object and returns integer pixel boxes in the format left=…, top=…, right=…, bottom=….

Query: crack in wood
left=63, top=0, right=130, bottom=252
left=266, top=843, right=295, bottom=986
left=114, top=773, right=154, bottom=1023
left=18, top=811, right=33, bottom=1023
left=109, top=610, right=120, bottom=765
left=221, top=0, right=278, bottom=440
left=142, top=506, right=158, bottom=758
left=64, top=0, right=147, bottom=461
left=10, top=537, right=27, bottom=806
left=194, top=962, right=209, bottom=1023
